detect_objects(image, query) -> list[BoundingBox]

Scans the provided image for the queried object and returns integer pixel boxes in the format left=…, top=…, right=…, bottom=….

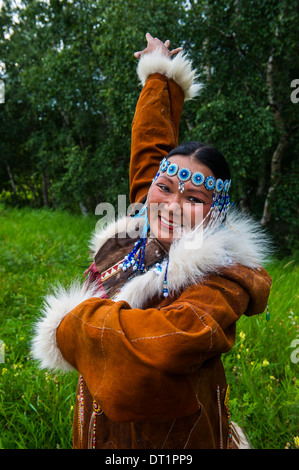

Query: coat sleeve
left=47, top=275, right=249, bottom=422
left=129, top=50, right=201, bottom=204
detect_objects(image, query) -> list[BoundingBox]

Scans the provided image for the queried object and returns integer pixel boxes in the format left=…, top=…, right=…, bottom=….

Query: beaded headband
left=158, top=157, right=231, bottom=194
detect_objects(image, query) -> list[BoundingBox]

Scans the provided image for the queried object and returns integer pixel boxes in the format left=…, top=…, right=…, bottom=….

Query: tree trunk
left=79, top=201, right=88, bottom=216
left=260, top=133, right=288, bottom=225
left=42, top=170, right=50, bottom=207
left=260, top=53, right=288, bottom=226
left=27, top=174, right=40, bottom=205
left=48, top=178, right=57, bottom=209
left=6, top=163, right=17, bottom=197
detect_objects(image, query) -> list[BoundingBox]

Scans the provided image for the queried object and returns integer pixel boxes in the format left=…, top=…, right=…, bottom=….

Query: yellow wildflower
left=239, top=331, right=246, bottom=341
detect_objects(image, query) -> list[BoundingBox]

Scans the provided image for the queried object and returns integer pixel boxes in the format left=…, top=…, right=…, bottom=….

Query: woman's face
left=147, top=155, right=215, bottom=250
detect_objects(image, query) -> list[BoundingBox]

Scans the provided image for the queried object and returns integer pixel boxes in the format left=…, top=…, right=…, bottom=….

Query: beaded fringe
left=77, top=375, right=84, bottom=443
left=217, top=384, right=233, bottom=449
left=77, top=375, right=103, bottom=449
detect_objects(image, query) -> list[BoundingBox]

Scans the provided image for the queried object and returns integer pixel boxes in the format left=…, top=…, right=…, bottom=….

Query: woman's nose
left=164, top=194, right=183, bottom=218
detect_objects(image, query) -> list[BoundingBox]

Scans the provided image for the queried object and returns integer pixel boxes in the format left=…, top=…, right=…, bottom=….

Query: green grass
left=0, top=204, right=298, bottom=449
left=223, top=258, right=299, bottom=449
left=0, top=204, right=96, bottom=449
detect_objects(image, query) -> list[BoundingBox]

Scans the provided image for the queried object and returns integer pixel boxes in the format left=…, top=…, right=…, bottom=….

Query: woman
left=32, top=34, right=272, bottom=449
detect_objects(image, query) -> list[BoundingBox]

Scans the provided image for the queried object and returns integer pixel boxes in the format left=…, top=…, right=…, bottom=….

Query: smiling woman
left=147, top=145, right=231, bottom=250
left=32, top=33, right=272, bottom=450
left=148, top=156, right=214, bottom=247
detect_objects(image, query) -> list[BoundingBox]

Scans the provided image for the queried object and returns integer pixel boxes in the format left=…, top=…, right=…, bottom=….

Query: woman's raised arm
left=129, top=33, right=202, bottom=204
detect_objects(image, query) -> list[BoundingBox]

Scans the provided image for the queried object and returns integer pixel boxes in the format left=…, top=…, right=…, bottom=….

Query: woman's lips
left=158, top=215, right=183, bottom=231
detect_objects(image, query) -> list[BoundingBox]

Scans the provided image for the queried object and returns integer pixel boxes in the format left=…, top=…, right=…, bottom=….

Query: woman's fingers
left=134, top=33, right=182, bottom=59
left=170, top=47, right=183, bottom=56
left=145, top=32, right=154, bottom=41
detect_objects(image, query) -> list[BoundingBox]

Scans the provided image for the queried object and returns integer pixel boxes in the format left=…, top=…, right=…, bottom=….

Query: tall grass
left=0, top=204, right=298, bottom=449
left=223, top=259, right=299, bottom=449
left=0, top=205, right=96, bottom=449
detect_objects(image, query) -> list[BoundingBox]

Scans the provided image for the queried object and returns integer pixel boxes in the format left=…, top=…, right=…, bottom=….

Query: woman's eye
left=157, top=184, right=170, bottom=192
left=187, top=196, right=204, bottom=204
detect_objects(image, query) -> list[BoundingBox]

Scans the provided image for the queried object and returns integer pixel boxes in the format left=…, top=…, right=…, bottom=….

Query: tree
left=0, top=0, right=298, bottom=252
left=180, top=0, right=299, bottom=251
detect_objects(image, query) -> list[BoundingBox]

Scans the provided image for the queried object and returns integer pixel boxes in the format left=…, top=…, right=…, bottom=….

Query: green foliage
left=0, top=0, right=298, bottom=252
left=0, top=206, right=298, bottom=449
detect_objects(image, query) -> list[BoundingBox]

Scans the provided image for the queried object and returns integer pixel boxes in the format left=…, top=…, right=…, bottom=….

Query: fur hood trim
left=137, top=49, right=203, bottom=101
left=32, top=207, right=271, bottom=371
left=31, top=282, right=100, bottom=371
left=90, top=207, right=271, bottom=309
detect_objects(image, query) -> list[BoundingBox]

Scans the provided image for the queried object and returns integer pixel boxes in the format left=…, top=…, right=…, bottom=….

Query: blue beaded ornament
left=162, top=259, right=169, bottom=298
left=166, top=163, right=179, bottom=176
left=191, top=172, right=205, bottom=186
left=205, top=176, right=216, bottom=191
left=224, top=179, right=231, bottom=192
left=216, top=178, right=224, bottom=192
left=178, top=168, right=192, bottom=182
left=177, top=168, right=191, bottom=193
left=120, top=205, right=149, bottom=274
left=160, top=158, right=169, bottom=172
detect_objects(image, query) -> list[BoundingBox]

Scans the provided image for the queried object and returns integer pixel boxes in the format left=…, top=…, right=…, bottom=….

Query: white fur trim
left=114, top=208, right=271, bottom=307
left=137, top=49, right=203, bottom=101
left=32, top=207, right=271, bottom=370
left=166, top=208, right=271, bottom=293
left=31, top=281, right=100, bottom=371
left=89, top=215, right=145, bottom=258
left=231, top=422, right=252, bottom=449
left=115, top=259, right=168, bottom=309
left=89, top=215, right=129, bottom=258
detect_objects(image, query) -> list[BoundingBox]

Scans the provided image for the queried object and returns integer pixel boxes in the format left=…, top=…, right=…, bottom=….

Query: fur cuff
left=137, top=49, right=202, bottom=101
left=31, top=281, right=99, bottom=372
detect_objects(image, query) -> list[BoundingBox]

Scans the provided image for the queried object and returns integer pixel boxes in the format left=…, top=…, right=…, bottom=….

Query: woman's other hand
left=134, top=32, right=182, bottom=59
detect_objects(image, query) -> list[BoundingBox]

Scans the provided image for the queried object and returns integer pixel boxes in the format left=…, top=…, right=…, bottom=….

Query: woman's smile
left=147, top=154, right=214, bottom=249
left=158, top=214, right=184, bottom=230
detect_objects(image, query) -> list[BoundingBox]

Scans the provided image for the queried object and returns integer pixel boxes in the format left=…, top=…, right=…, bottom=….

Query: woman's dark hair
left=167, top=141, right=231, bottom=181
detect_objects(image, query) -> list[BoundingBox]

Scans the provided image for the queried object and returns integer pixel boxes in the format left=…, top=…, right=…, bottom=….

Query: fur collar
left=31, top=206, right=271, bottom=372
left=89, top=208, right=271, bottom=309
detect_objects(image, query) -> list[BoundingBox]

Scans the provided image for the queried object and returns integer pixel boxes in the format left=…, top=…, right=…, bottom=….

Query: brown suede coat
left=55, top=73, right=272, bottom=449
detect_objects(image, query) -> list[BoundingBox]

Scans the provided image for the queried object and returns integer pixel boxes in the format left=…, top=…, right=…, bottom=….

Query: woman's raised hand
left=134, top=33, right=182, bottom=59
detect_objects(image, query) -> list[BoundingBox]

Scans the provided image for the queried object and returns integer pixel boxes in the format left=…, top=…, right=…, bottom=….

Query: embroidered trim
left=90, top=400, right=103, bottom=449
left=100, top=260, right=124, bottom=282
left=217, top=385, right=223, bottom=449
left=224, top=385, right=232, bottom=449
left=77, top=375, right=84, bottom=443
